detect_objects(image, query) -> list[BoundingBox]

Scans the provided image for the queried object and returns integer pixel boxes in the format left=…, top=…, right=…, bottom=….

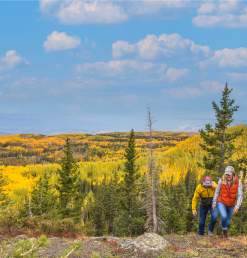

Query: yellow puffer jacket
left=192, top=182, right=217, bottom=212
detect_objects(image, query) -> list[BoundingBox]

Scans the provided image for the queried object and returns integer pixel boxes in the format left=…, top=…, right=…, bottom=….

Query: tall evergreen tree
left=0, top=170, right=8, bottom=209
left=160, top=177, right=187, bottom=234
left=200, top=83, right=240, bottom=178
left=31, top=171, right=54, bottom=216
left=121, top=129, right=144, bottom=236
left=57, top=138, right=81, bottom=218
left=184, top=170, right=197, bottom=232
left=102, top=172, right=120, bottom=235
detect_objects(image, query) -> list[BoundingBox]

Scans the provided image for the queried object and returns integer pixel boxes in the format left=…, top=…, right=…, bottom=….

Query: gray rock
left=119, top=233, right=169, bottom=257
left=133, top=233, right=169, bottom=255
left=120, top=239, right=135, bottom=250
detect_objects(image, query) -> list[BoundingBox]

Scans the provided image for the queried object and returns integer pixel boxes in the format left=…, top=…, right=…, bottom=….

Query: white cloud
left=213, top=48, right=247, bottom=67
left=43, top=0, right=128, bottom=24
left=198, top=0, right=238, bottom=14
left=165, top=68, right=189, bottom=82
left=193, top=0, right=247, bottom=28
left=126, top=0, right=189, bottom=16
left=76, top=59, right=188, bottom=82
left=76, top=59, right=166, bottom=79
left=112, top=33, right=210, bottom=60
left=200, top=47, right=247, bottom=68
left=227, top=72, right=247, bottom=81
left=166, top=81, right=224, bottom=98
left=112, top=41, right=136, bottom=59
left=44, top=31, right=81, bottom=52
left=0, top=50, right=27, bottom=72
left=198, top=2, right=217, bottom=14
left=40, top=0, right=191, bottom=24
left=40, top=0, right=59, bottom=11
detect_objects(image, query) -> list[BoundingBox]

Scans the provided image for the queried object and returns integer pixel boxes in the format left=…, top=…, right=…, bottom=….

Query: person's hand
left=192, top=210, right=197, bottom=217
left=212, top=203, right=216, bottom=210
left=233, top=207, right=239, bottom=214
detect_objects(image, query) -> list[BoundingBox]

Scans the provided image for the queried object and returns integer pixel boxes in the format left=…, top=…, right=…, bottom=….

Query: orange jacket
left=218, top=177, right=239, bottom=207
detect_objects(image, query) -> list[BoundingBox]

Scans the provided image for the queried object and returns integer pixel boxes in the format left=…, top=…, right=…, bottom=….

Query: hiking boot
left=208, top=230, right=214, bottom=236
left=222, top=229, right=228, bottom=239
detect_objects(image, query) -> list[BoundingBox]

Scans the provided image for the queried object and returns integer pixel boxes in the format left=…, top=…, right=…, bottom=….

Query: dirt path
left=0, top=234, right=247, bottom=258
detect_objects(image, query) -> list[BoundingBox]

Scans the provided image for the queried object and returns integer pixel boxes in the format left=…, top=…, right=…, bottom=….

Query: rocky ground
left=0, top=233, right=247, bottom=258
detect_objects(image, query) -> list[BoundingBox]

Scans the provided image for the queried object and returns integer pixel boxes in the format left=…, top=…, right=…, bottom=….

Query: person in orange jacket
left=212, top=166, right=243, bottom=238
left=192, top=176, right=218, bottom=235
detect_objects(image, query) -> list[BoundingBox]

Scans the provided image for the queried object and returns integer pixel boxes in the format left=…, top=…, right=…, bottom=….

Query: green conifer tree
left=184, top=170, right=197, bottom=232
left=200, top=83, right=240, bottom=178
left=160, top=177, right=187, bottom=234
left=121, top=129, right=144, bottom=236
left=0, top=169, right=8, bottom=209
left=57, top=138, right=81, bottom=218
left=31, top=171, right=54, bottom=216
left=102, top=172, right=119, bottom=235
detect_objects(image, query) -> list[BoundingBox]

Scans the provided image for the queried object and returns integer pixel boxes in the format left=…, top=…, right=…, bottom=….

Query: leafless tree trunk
left=145, top=108, right=158, bottom=233
left=28, top=194, right=33, bottom=217
left=219, top=132, right=226, bottom=175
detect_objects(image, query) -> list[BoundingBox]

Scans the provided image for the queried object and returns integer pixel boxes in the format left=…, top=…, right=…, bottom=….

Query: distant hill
left=0, top=131, right=195, bottom=166
left=158, top=124, right=247, bottom=182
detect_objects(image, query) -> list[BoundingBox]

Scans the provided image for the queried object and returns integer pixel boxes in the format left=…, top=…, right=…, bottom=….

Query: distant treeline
left=0, top=132, right=192, bottom=166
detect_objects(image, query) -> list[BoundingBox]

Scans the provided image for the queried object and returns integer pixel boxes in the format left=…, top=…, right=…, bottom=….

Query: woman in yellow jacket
left=192, top=176, right=218, bottom=235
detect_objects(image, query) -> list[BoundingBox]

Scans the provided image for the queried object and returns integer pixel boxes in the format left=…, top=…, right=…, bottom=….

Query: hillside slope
left=159, top=124, right=247, bottom=182
left=0, top=131, right=193, bottom=166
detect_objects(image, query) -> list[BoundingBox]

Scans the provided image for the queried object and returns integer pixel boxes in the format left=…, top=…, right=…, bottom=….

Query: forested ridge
left=0, top=131, right=193, bottom=165
left=0, top=124, right=246, bottom=236
left=0, top=86, right=247, bottom=248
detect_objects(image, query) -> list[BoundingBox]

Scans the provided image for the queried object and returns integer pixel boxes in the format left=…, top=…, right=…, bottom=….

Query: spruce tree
left=121, top=129, right=144, bottom=236
left=0, top=170, right=8, bottom=209
left=102, top=172, right=119, bottom=235
left=184, top=170, right=197, bottom=232
left=91, top=184, right=106, bottom=236
left=160, top=177, right=187, bottom=234
left=31, top=171, right=54, bottom=216
left=200, top=83, right=240, bottom=178
left=57, top=138, right=81, bottom=218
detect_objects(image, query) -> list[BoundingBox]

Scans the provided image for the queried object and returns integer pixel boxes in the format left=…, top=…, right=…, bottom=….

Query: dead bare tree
left=145, top=108, right=158, bottom=233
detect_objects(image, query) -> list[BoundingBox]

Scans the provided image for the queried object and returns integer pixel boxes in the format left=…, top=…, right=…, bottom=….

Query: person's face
left=226, top=174, right=233, bottom=181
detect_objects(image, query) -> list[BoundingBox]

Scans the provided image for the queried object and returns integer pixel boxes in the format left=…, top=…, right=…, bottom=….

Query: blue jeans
left=217, top=202, right=234, bottom=230
left=198, top=205, right=218, bottom=235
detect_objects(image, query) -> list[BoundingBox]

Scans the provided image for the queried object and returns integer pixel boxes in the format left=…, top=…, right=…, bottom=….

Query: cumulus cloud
left=58, top=0, right=128, bottom=24
left=166, top=81, right=224, bottom=98
left=227, top=72, right=247, bottom=81
left=40, top=0, right=59, bottom=11
left=125, top=0, right=189, bottom=16
left=76, top=59, right=188, bottom=82
left=200, top=47, right=247, bottom=68
left=76, top=60, right=166, bottom=79
left=44, top=31, right=81, bottom=52
left=41, top=0, right=128, bottom=24
left=112, top=41, right=136, bottom=59
left=193, top=0, right=247, bottom=28
left=40, top=0, right=191, bottom=24
left=112, top=33, right=210, bottom=60
left=165, top=68, right=189, bottom=82
left=198, top=0, right=238, bottom=14
left=0, top=50, right=27, bottom=72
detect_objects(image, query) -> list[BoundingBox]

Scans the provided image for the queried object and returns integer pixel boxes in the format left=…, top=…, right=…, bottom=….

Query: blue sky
left=0, top=0, right=247, bottom=134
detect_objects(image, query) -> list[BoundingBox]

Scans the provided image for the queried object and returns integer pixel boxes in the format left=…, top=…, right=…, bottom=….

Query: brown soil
left=0, top=233, right=247, bottom=258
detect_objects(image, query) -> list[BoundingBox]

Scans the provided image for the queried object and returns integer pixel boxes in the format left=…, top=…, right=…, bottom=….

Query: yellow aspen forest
left=1, top=124, right=246, bottom=210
